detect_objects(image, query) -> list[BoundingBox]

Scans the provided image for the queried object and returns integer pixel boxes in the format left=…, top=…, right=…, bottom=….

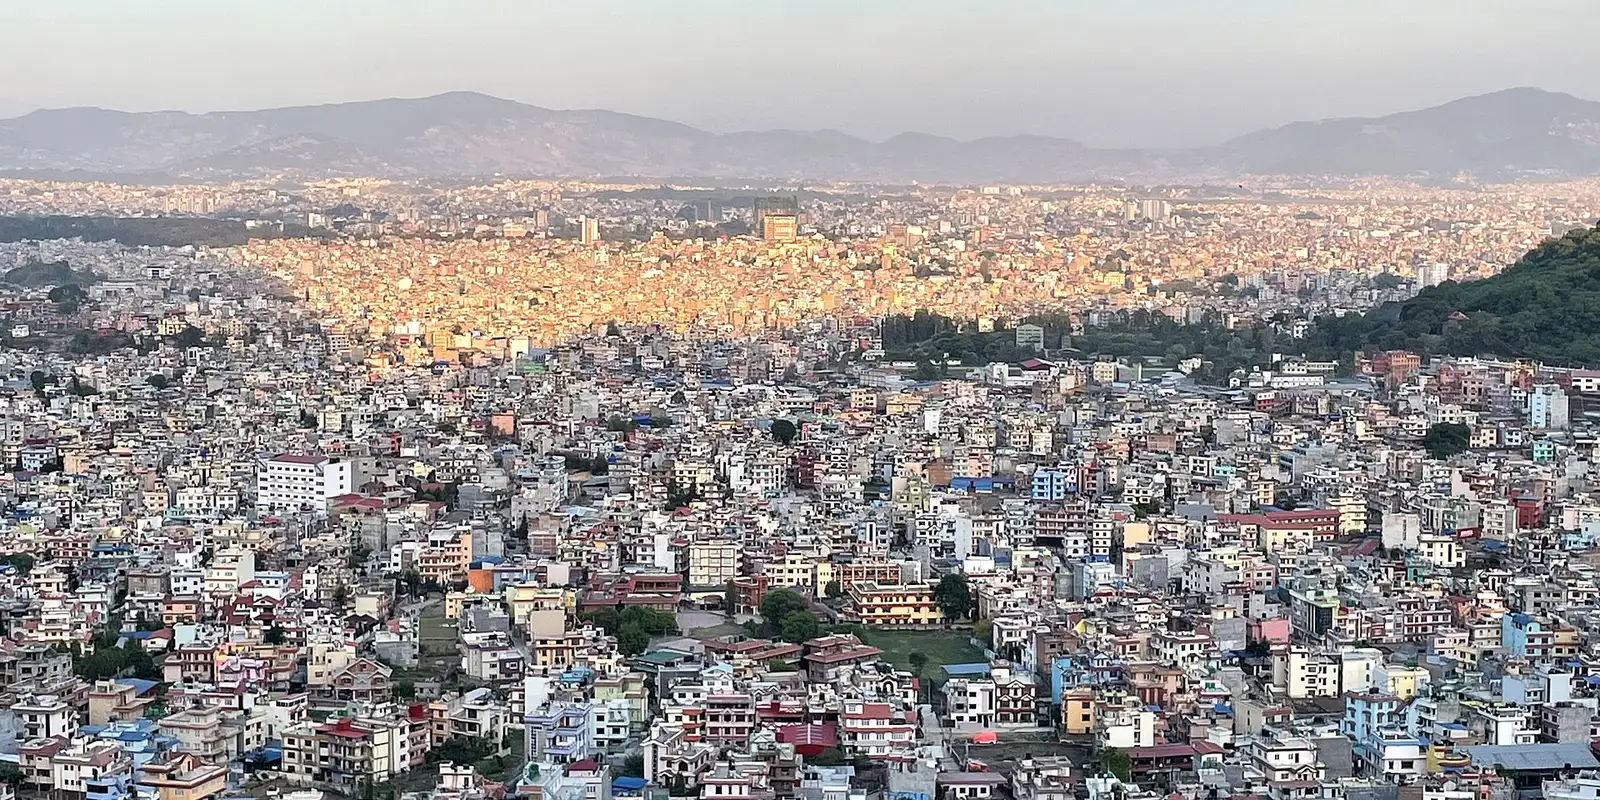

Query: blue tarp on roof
left=613, top=778, right=648, bottom=792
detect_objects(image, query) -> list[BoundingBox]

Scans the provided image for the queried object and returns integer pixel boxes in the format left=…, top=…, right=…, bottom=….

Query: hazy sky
left=3, top=0, right=1597, bottom=148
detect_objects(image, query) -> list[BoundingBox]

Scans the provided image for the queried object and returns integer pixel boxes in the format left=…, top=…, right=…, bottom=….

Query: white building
left=256, top=454, right=354, bottom=516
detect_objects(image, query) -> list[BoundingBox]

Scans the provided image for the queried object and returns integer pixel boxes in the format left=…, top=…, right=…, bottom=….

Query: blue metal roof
left=122, top=678, right=161, bottom=695
left=942, top=663, right=991, bottom=677
left=1462, top=743, right=1600, bottom=771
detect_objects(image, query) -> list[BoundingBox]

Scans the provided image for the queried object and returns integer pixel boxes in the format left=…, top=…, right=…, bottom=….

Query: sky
left=2, top=0, right=1598, bottom=148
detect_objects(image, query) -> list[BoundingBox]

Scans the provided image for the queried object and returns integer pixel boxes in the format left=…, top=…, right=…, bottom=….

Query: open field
left=866, top=629, right=986, bottom=672
left=409, top=605, right=460, bottom=678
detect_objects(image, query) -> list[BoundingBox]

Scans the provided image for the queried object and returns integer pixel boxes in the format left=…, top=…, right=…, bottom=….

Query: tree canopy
left=759, top=589, right=810, bottom=636
left=779, top=611, right=822, bottom=643
left=869, top=227, right=1600, bottom=381
left=426, top=736, right=495, bottom=765
left=581, top=605, right=678, bottom=656
left=1421, top=422, right=1471, bottom=460
left=770, top=418, right=798, bottom=445
left=1307, top=225, right=1600, bottom=365
left=933, top=573, right=973, bottom=621
left=1100, top=747, right=1132, bottom=781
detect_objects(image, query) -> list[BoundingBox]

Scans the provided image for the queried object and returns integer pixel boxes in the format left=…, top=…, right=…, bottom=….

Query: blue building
left=1031, top=467, right=1077, bottom=501
left=1502, top=613, right=1548, bottom=659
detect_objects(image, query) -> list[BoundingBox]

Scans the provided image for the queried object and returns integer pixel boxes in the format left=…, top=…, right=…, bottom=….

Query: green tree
left=29, top=370, right=54, bottom=397
left=759, top=589, right=810, bottom=636
left=68, top=376, right=98, bottom=396
left=1131, top=499, right=1164, bottom=518
left=908, top=652, right=928, bottom=678
left=0, top=553, right=36, bottom=575
left=770, top=418, right=798, bottom=445
left=724, top=580, right=739, bottom=617
left=73, top=638, right=159, bottom=681
left=1422, top=422, right=1471, bottom=460
left=619, top=606, right=677, bottom=636
left=779, top=611, right=821, bottom=644
left=395, top=679, right=417, bottom=700
left=1100, top=747, right=1132, bottom=781
left=932, top=573, right=973, bottom=621
left=619, top=753, right=645, bottom=778
left=264, top=626, right=287, bottom=645
left=426, top=736, right=495, bottom=765
left=176, top=325, right=205, bottom=348
left=0, top=762, right=23, bottom=788
left=972, top=618, right=994, bottom=648
left=806, top=747, right=850, bottom=767
left=145, top=374, right=169, bottom=390
left=824, top=580, right=843, bottom=600
left=665, top=479, right=698, bottom=511
left=617, top=626, right=650, bottom=656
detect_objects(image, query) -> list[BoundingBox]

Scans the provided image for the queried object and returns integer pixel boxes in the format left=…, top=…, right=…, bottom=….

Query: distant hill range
left=3, top=87, right=1600, bottom=182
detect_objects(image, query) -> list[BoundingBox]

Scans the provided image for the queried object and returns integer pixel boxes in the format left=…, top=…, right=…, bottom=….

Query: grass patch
left=418, top=610, right=457, bottom=650
left=866, top=629, right=986, bottom=672
left=686, top=621, right=746, bottom=640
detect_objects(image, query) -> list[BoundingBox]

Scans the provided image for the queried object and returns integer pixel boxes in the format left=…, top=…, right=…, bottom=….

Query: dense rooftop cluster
left=0, top=177, right=1597, bottom=800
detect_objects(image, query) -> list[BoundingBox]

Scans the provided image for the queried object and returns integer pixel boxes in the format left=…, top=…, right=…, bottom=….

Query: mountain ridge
left=3, top=87, right=1599, bottom=181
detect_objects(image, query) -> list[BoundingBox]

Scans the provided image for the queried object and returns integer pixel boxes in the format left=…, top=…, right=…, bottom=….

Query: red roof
left=775, top=723, right=837, bottom=755
left=1128, top=743, right=1197, bottom=759
left=843, top=704, right=892, bottom=720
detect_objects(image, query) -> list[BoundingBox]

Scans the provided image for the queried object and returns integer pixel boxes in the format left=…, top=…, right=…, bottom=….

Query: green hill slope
left=1312, top=225, right=1600, bottom=366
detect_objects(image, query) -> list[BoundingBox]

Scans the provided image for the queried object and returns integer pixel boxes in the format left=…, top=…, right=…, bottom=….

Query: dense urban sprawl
left=0, top=176, right=1596, bottom=800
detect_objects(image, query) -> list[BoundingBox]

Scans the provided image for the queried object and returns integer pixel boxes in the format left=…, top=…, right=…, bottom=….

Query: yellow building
left=761, top=214, right=798, bottom=243
left=1379, top=664, right=1430, bottom=700
left=1062, top=687, right=1096, bottom=736
left=505, top=583, right=567, bottom=629
left=139, top=753, right=228, bottom=800
left=761, top=550, right=822, bottom=592
left=842, top=581, right=943, bottom=627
